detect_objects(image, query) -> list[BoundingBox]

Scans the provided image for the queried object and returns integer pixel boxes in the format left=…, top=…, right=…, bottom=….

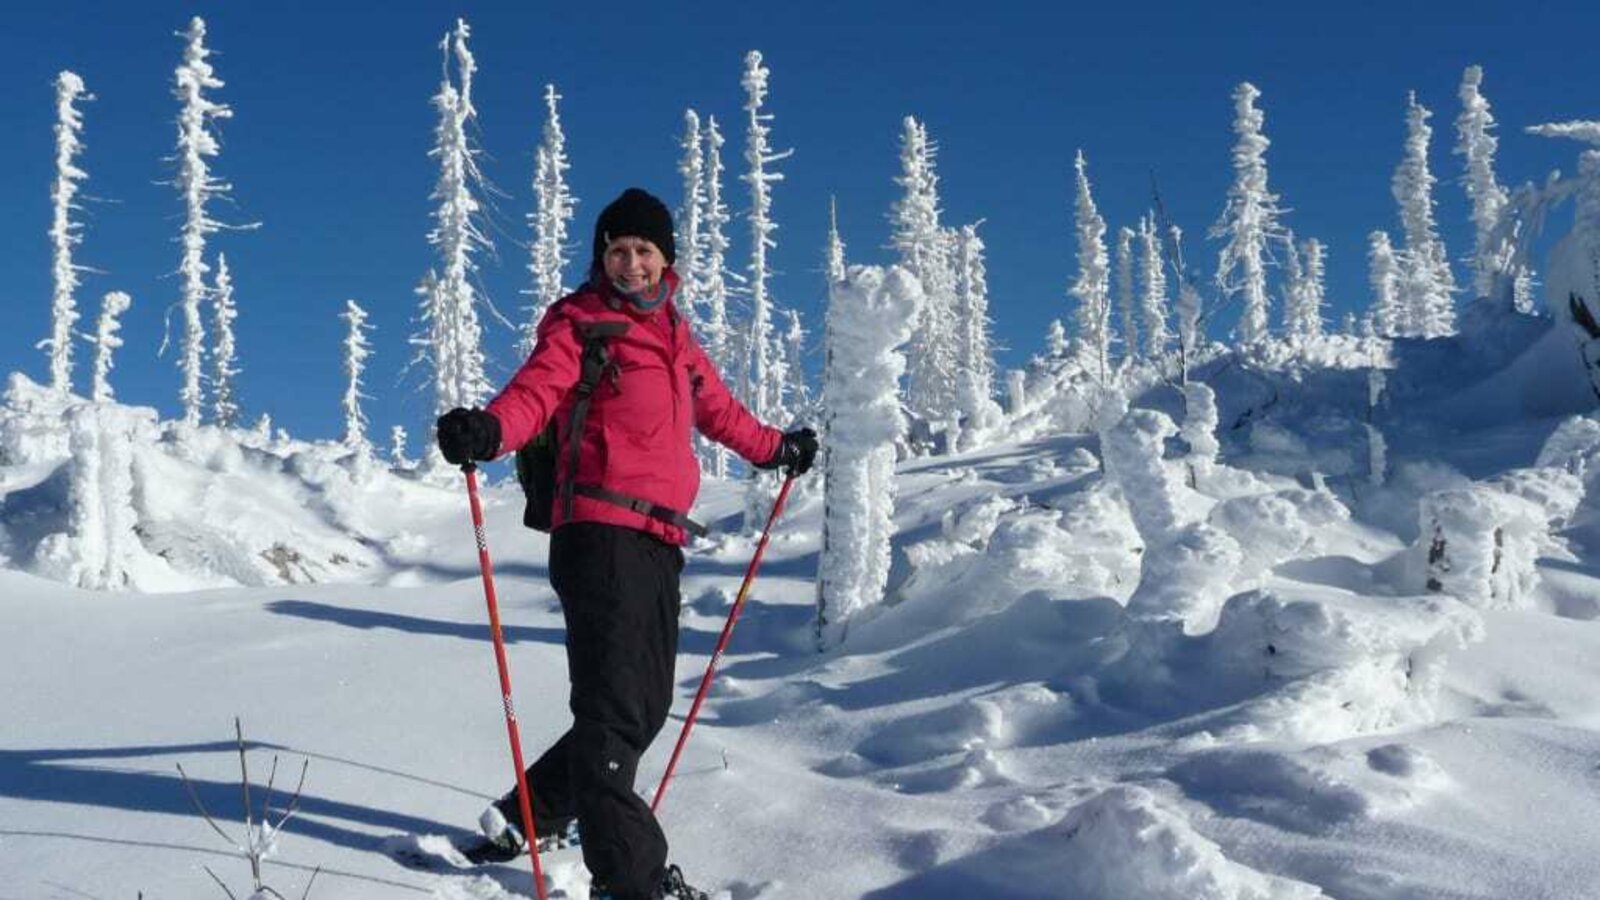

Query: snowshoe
left=476, top=803, right=582, bottom=862
left=590, top=864, right=709, bottom=900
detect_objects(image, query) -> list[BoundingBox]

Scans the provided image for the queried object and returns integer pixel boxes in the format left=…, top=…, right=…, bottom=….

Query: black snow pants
left=497, top=522, right=684, bottom=899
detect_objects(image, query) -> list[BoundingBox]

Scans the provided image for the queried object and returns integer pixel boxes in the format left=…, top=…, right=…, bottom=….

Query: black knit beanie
left=592, top=187, right=676, bottom=270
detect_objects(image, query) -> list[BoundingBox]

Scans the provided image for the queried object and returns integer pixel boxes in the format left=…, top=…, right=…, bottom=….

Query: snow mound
left=1049, top=785, right=1326, bottom=900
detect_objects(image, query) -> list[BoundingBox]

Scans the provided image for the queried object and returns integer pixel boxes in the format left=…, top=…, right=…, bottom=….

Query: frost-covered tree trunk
left=416, top=19, right=492, bottom=422
left=1071, top=150, right=1113, bottom=383
left=1393, top=91, right=1457, bottom=337
left=173, top=17, right=244, bottom=426
left=341, top=299, right=373, bottom=457
left=1456, top=65, right=1513, bottom=305
left=90, top=291, right=131, bottom=403
left=47, top=71, right=91, bottom=394
left=1137, top=214, right=1171, bottom=358
left=1115, top=226, right=1138, bottom=363
left=738, top=50, right=793, bottom=427
left=1368, top=230, right=1405, bottom=336
left=817, top=266, right=923, bottom=650
left=526, top=84, right=577, bottom=351
left=699, top=115, right=736, bottom=479
left=892, top=117, right=960, bottom=429
left=210, top=253, right=240, bottom=428
left=1211, top=82, right=1283, bottom=346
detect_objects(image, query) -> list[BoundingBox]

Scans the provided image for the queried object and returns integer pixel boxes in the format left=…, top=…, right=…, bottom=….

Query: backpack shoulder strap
left=561, top=320, right=630, bottom=519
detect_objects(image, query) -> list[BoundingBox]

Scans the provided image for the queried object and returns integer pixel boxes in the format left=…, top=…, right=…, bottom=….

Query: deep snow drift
left=4, top=303, right=1600, bottom=899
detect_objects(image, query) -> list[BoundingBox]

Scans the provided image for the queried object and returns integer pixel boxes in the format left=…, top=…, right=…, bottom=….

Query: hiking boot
left=477, top=803, right=526, bottom=858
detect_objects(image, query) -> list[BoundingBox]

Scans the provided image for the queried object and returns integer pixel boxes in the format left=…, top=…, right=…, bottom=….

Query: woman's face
left=603, top=236, right=665, bottom=293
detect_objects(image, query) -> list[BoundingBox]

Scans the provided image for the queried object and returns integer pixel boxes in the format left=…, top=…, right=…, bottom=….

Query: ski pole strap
left=571, top=483, right=709, bottom=538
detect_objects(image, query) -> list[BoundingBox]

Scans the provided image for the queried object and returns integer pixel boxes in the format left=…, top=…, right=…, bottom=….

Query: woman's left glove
left=436, top=407, right=502, bottom=465
left=759, top=427, right=819, bottom=475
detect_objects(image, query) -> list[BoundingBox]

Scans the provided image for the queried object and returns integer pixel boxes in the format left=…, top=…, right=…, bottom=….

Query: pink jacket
left=486, top=269, right=782, bottom=545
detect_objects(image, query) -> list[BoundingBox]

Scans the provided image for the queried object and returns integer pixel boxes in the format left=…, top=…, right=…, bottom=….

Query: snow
left=8, top=280, right=1600, bottom=899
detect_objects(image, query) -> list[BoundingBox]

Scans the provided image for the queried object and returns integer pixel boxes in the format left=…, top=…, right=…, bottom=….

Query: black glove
left=759, top=427, right=819, bottom=475
left=435, top=407, right=502, bottom=466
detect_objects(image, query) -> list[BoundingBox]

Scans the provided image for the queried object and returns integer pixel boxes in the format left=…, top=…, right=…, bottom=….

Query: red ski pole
left=652, top=471, right=798, bottom=813
left=462, top=464, right=548, bottom=900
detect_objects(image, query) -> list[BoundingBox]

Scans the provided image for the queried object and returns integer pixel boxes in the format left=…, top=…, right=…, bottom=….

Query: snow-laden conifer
left=1456, top=66, right=1513, bottom=304
left=1116, top=226, right=1137, bottom=363
left=1045, top=319, right=1068, bottom=358
left=415, top=19, right=492, bottom=418
left=1368, top=230, right=1404, bottom=336
left=739, top=50, right=793, bottom=426
left=1137, top=214, right=1171, bottom=358
left=952, top=223, right=997, bottom=428
left=892, top=117, right=960, bottom=428
left=782, top=309, right=811, bottom=418
left=47, top=71, right=92, bottom=394
left=390, top=425, right=411, bottom=468
left=1526, top=121, right=1600, bottom=323
left=826, top=196, right=847, bottom=284
left=1300, top=238, right=1327, bottom=341
left=526, top=84, right=577, bottom=350
left=341, top=300, right=373, bottom=457
left=677, top=109, right=706, bottom=333
left=1181, top=381, right=1220, bottom=482
left=817, top=265, right=923, bottom=650
left=90, top=291, right=131, bottom=403
left=210, top=253, right=241, bottom=427
left=1212, top=82, right=1283, bottom=345
left=173, top=17, right=250, bottom=426
left=1168, top=223, right=1202, bottom=376
left=699, top=116, right=737, bottom=479
left=1393, top=91, right=1457, bottom=337
left=1070, top=150, right=1112, bottom=382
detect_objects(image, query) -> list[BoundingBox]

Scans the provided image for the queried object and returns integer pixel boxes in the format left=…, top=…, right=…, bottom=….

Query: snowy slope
left=5, top=319, right=1600, bottom=898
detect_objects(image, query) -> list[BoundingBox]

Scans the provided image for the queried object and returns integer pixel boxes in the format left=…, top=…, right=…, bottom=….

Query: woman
left=436, top=187, right=817, bottom=900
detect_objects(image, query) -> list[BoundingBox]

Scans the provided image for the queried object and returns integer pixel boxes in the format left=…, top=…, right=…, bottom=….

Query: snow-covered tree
left=1181, top=381, right=1219, bottom=483
left=390, top=425, right=412, bottom=468
left=738, top=50, right=793, bottom=427
left=781, top=309, right=811, bottom=418
left=341, top=299, right=373, bottom=457
left=1456, top=65, right=1514, bottom=304
left=698, top=115, right=737, bottom=479
left=817, top=266, right=923, bottom=650
left=1368, top=230, right=1404, bottom=336
left=677, top=109, right=705, bottom=333
left=210, top=253, right=240, bottom=427
left=1115, top=226, right=1137, bottom=363
left=1169, top=223, right=1202, bottom=376
left=1282, top=235, right=1325, bottom=343
left=1070, top=149, right=1112, bottom=382
left=1526, top=120, right=1600, bottom=324
left=952, top=222, right=1000, bottom=443
left=526, top=84, right=577, bottom=350
left=1300, top=238, right=1326, bottom=340
left=892, top=116, right=960, bottom=427
left=1393, top=91, right=1457, bottom=337
left=90, top=291, right=131, bottom=403
left=826, top=195, right=847, bottom=284
left=47, top=71, right=91, bottom=394
left=415, top=19, right=493, bottom=420
left=1211, top=82, right=1283, bottom=346
left=1045, top=319, right=1068, bottom=358
left=1137, top=214, right=1171, bottom=357
left=173, top=16, right=249, bottom=426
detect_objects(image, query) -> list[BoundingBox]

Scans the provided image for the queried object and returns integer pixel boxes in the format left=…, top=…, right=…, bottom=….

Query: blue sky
left=3, top=1, right=1597, bottom=446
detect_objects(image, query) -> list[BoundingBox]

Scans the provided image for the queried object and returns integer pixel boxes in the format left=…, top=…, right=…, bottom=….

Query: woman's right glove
left=758, top=427, right=819, bottom=475
left=435, top=407, right=502, bottom=465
